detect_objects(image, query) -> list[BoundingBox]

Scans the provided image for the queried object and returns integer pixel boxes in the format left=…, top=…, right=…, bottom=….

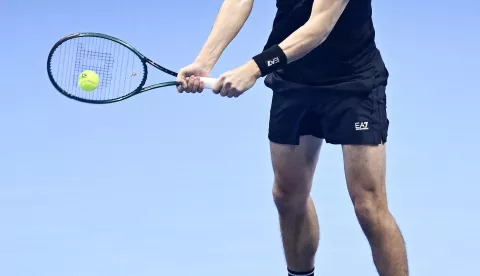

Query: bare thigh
left=270, top=136, right=323, bottom=197
left=342, top=144, right=387, bottom=210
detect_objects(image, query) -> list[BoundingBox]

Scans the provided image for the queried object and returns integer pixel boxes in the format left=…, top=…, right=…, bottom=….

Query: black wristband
left=252, top=45, right=287, bottom=77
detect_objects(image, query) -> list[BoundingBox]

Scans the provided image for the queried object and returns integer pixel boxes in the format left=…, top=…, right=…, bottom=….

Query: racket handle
left=199, top=77, right=217, bottom=90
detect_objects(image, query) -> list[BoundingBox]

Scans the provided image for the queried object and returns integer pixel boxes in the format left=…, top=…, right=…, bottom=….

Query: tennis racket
left=47, top=32, right=217, bottom=104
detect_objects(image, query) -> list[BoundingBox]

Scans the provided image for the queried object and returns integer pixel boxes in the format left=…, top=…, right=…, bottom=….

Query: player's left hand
left=212, top=60, right=261, bottom=98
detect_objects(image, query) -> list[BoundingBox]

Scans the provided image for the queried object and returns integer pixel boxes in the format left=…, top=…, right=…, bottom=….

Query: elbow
left=313, top=30, right=330, bottom=47
left=304, top=20, right=333, bottom=48
left=239, top=0, right=254, bottom=5
left=241, top=0, right=255, bottom=10
left=304, top=28, right=330, bottom=49
left=225, top=0, right=254, bottom=8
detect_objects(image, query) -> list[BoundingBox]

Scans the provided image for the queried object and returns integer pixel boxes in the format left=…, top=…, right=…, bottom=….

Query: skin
left=176, top=0, right=349, bottom=97
left=176, top=1, right=409, bottom=275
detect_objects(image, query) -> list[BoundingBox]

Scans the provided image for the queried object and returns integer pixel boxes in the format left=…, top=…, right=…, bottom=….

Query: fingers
left=185, top=75, right=196, bottom=93
left=219, top=82, right=232, bottom=97
left=176, top=69, right=188, bottom=93
left=213, top=75, right=243, bottom=98
left=177, top=67, right=247, bottom=98
left=220, top=84, right=238, bottom=98
left=178, top=75, right=203, bottom=94
left=212, top=76, right=224, bottom=95
left=176, top=65, right=206, bottom=94
left=214, top=75, right=232, bottom=97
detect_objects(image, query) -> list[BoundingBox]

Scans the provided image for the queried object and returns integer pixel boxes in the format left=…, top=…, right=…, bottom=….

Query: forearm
left=195, top=0, right=254, bottom=69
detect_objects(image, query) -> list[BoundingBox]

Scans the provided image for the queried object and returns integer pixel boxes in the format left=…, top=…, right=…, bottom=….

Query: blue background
left=1, top=0, right=479, bottom=275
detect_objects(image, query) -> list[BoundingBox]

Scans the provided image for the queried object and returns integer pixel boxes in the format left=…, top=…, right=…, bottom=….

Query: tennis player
left=176, top=0, right=408, bottom=275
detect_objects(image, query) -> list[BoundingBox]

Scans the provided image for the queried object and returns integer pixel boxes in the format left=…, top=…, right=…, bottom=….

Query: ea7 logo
left=267, top=57, right=280, bottom=67
left=355, top=122, right=369, bottom=131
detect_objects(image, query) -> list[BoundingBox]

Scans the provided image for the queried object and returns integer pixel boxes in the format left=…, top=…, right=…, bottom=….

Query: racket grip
left=199, top=77, right=217, bottom=90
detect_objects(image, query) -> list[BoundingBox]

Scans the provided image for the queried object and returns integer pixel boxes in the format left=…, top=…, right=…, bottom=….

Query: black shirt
left=264, top=0, right=388, bottom=86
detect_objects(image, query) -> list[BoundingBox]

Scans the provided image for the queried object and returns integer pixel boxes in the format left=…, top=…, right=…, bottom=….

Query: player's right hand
left=176, top=63, right=211, bottom=93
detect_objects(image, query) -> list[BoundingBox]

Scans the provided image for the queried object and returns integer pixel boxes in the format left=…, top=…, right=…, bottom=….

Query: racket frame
left=47, top=32, right=181, bottom=104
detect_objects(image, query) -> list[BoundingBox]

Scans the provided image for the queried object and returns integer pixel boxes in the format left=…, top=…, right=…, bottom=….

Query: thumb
left=212, top=76, right=224, bottom=94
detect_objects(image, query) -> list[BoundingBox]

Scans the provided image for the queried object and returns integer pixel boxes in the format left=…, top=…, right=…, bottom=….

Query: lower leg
left=269, top=136, right=322, bottom=274
left=356, top=204, right=408, bottom=276
left=343, top=144, right=409, bottom=275
left=274, top=188, right=319, bottom=272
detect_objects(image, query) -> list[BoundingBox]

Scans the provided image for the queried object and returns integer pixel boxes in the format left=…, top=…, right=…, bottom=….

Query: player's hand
left=212, top=60, right=261, bottom=98
left=176, top=62, right=211, bottom=93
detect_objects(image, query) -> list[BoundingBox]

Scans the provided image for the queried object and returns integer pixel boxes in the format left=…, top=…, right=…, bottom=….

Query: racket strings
left=49, top=36, right=145, bottom=102
left=74, top=43, right=115, bottom=88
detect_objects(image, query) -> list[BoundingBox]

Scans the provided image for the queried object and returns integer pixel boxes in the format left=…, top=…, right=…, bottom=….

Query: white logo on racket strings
left=267, top=57, right=280, bottom=67
left=355, top=122, right=369, bottom=131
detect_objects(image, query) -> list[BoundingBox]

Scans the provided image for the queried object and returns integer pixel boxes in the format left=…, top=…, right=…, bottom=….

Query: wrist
left=193, top=57, right=215, bottom=72
left=246, top=59, right=262, bottom=79
left=252, top=44, right=288, bottom=77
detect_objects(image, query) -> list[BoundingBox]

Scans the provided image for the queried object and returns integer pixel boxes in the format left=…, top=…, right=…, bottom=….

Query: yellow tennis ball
left=78, top=70, right=99, bottom=92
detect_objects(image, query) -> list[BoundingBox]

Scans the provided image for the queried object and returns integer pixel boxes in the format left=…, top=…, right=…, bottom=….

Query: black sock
left=287, top=268, right=314, bottom=276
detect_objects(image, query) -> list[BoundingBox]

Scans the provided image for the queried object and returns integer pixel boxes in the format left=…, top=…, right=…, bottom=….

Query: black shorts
left=264, top=67, right=389, bottom=146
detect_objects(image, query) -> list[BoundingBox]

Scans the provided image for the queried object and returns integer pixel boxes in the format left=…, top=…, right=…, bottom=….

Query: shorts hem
left=268, top=134, right=300, bottom=145
left=325, top=136, right=387, bottom=145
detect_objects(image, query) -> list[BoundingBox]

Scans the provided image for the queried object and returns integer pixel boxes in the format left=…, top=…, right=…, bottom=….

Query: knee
left=352, top=192, right=390, bottom=238
left=272, top=175, right=310, bottom=214
left=346, top=170, right=388, bottom=227
left=354, top=198, right=383, bottom=226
